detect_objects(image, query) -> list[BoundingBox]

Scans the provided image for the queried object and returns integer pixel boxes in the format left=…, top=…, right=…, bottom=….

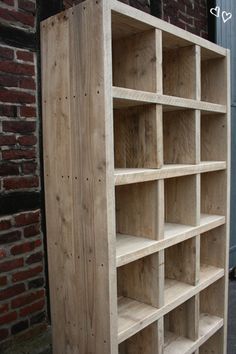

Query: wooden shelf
left=164, top=314, right=223, bottom=354
left=116, top=214, right=225, bottom=267
left=114, top=162, right=226, bottom=185
left=113, top=87, right=227, bottom=113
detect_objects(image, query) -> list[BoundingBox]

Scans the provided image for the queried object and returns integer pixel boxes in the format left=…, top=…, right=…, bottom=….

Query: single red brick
left=0, top=88, right=35, bottom=104
left=15, top=211, right=40, bottom=226
left=12, top=265, right=43, bottom=283
left=0, top=258, right=24, bottom=272
left=0, top=231, right=21, bottom=245
left=0, top=163, right=19, bottom=176
left=0, top=304, right=9, bottom=314
left=3, top=176, right=39, bottom=190
left=19, top=77, right=36, bottom=90
left=0, top=46, right=14, bottom=60
left=16, top=50, right=34, bottom=62
left=0, top=73, right=18, bottom=87
left=24, top=223, right=40, bottom=237
left=18, top=135, right=37, bottom=146
left=11, top=239, right=41, bottom=255
left=0, top=276, right=7, bottom=287
left=0, top=311, right=17, bottom=325
left=2, top=149, right=36, bottom=160
left=26, top=251, right=43, bottom=264
left=0, top=8, right=34, bottom=27
left=0, top=104, right=17, bottom=117
left=0, top=61, right=34, bottom=76
left=19, top=299, right=45, bottom=317
left=0, top=219, right=11, bottom=231
left=0, top=134, right=16, bottom=146
left=20, top=106, right=36, bottom=118
left=22, top=162, right=37, bottom=175
left=11, top=289, right=44, bottom=309
left=18, top=0, right=36, bottom=13
left=0, top=249, right=6, bottom=259
left=0, top=328, right=9, bottom=341
left=2, top=120, right=36, bottom=133
left=0, top=284, right=25, bottom=301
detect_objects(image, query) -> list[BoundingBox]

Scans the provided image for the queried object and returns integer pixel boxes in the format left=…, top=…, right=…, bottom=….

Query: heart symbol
left=210, top=6, right=220, bottom=17
left=222, top=11, right=232, bottom=23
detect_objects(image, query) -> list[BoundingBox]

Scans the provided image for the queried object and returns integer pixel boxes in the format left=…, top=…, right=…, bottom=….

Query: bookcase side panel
left=41, top=1, right=117, bottom=354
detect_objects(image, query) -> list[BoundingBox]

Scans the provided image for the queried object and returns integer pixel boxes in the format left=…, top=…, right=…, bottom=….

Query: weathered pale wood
left=116, top=181, right=162, bottom=240
left=165, top=175, right=198, bottom=226
left=114, top=105, right=162, bottom=168
left=163, top=45, right=197, bottom=99
left=200, top=278, right=224, bottom=319
left=113, top=29, right=157, bottom=92
left=41, top=2, right=117, bottom=353
left=201, top=225, right=226, bottom=269
left=163, top=109, right=198, bottom=164
left=199, top=328, right=224, bottom=354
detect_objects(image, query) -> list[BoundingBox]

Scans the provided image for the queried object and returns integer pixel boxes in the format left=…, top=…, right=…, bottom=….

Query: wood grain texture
left=114, top=105, right=162, bottom=168
left=41, top=1, right=117, bottom=353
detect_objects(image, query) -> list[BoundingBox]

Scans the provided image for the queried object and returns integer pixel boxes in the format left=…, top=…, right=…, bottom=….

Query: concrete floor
left=1, top=281, right=236, bottom=354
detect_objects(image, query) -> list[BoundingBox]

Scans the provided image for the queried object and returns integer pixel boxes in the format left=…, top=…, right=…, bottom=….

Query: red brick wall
left=0, top=0, right=46, bottom=344
left=0, top=0, right=209, bottom=346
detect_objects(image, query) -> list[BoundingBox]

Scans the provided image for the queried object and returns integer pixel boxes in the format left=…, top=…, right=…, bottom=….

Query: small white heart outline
left=222, top=11, right=232, bottom=23
left=210, top=6, right=220, bottom=17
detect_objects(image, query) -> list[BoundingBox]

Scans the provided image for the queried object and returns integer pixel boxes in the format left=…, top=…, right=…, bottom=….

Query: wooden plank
left=116, top=214, right=225, bottom=267
left=112, top=87, right=227, bottom=113
left=199, top=328, right=224, bottom=354
left=114, top=105, right=162, bottom=168
left=201, top=225, right=226, bottom=269
left=41, top=1, right=117, bottom=353
left=200, top=278, right=225, bottom=319
left=163, top=45, right=197, bottom=99
left=116, top=181, right=161, bottom=240
left=165, top=175, right=198, bottom=226
left=163, top=109, right=197, bottom=164
left=114, top=161, right=227, bottom=185
left=113, top=29, right=157, bottom=92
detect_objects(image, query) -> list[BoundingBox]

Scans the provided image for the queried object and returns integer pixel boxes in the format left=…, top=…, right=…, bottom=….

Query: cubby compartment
left=114, top=105, right=162, bottom=168
left=164, top=175, right=199, bottom=235
left=199, top=328, right=224, bottom=354
left=163, top=34, right=197, bottom=99
left=164, top=238, right=198, bottom=306
left=112, top=26, right=161, bottom=92
left=164, top=297, right=198, bottom=353
left=119, top=320, right=162, bottom=354
left=201, top=48, right=227, bottom=105
left=163, top=109, right=198, bottom=164
left=201, top=171, right=227, bottom=217
left=200, top=225, right=225, bottom=270
left=201, top=113, right=227, bottom=162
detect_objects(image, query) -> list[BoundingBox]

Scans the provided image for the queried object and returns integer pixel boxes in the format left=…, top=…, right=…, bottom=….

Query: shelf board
left=118, top=265, right=224, bottom=343
left=113, top=86, right=227, bottom=113
left=114, top=161, right=226, bottom=186
left=164, top=314, right=223, bottom=354
left=116, top=214, right=225, bottom=267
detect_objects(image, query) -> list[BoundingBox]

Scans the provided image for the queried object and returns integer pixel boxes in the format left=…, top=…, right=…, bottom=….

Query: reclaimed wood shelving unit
left=41, top=1, right=230, bottom=353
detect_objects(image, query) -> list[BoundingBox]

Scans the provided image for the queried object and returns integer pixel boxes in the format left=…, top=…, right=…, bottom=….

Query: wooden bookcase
left=41, top=1, right=230, bottom=353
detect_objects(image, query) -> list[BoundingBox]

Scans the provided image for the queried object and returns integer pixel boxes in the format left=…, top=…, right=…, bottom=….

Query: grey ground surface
left=0, top=280, right=235, bottom=353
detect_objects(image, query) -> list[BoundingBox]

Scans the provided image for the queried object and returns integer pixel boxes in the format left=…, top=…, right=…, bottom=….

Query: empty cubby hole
left=199, top=328, right=224, bottom=354
left=116, top=181, right=163, bottom=240
left=112, top=23, right=160, bottom=92
left=163, top=109, right=197, bottom=164
left=201, top=113, right=227, bottom=162
left=162, top=32, right=197, bottom=99
left=200, top=225, right=226, bottom=270
left=201, top=48, right=227, bottom=105
left=165, top=238, right=198, bottom=297
left=201, top=171, right=227, bottom=217
left=119, top=320, right=162, bottom=354
left=117, top=252, right=163, bottom=308
left=164, top=175, right=198, bottom=230
left=164, top=296, right=198, bottom=351
left=114, top=104, right=162, bottom=168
